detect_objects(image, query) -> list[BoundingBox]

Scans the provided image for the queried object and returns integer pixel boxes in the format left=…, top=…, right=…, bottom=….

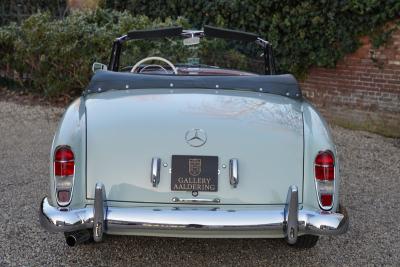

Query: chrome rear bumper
left=39, top=183, right=349, bottom=242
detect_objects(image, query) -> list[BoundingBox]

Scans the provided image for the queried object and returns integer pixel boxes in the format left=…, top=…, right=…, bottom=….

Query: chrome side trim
left=151, top=157, right=161, bottom=187
left=93, top=182, right=106, bottom=242
left=284, top=185, right=298, bottom=244
left=171, top=197, right=221, bottom=204
left=229, top=159, right=239, bottom=188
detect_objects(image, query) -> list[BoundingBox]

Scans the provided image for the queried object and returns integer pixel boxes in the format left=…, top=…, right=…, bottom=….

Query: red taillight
left=54, top=161, right=74, bottom=176
left=54, top=147, right=74, bottom=176
left=54, top=146, right=74, bottom=206
left=314, top=150, right=335, bottom=210
left=315, top=152, right=334, bottom=165
left=315, top=151, right=334, bottom=181
left=55, top=147, right=74, bottom=161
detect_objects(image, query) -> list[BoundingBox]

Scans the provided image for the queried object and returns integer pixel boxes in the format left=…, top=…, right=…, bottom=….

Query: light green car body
left=47, top=88, right=340, bottom=238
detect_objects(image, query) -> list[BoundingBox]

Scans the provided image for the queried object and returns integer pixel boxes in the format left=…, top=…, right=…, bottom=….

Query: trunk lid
left=85, top=89, right=303, bottom=204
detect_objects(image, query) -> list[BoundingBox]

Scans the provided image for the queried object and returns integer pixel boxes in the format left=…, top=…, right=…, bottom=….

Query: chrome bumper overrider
left=39, top=183, right=349, bottom=242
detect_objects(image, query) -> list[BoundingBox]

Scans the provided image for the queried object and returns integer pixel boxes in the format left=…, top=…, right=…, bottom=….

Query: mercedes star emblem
left=185, top=129, right=207, bottom=147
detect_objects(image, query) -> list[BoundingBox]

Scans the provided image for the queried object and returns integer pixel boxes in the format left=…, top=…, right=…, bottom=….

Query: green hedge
left=0, top=0, right=66, bottom=26
left=0, top=10, right=267, bottom=97
left=0, top=10, right=187, bottom=97
left=107, top=0, right=400, bottom=75
left=1, top=1, right=399, bottom=97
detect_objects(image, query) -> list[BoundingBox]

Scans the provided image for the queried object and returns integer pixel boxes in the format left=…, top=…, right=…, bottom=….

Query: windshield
left=118, top=37, right=265, bottom=75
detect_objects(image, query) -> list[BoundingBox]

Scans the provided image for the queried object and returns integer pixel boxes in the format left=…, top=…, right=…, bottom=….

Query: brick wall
left=300, top=28, right=400, bottom=137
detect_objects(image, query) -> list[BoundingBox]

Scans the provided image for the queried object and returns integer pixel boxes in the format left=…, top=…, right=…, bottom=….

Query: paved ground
left=0, top=100, right=399, bottom=266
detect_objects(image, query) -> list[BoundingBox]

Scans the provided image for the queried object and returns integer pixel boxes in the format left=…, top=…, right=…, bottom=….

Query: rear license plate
left=171, top=155, right=218, bottom=192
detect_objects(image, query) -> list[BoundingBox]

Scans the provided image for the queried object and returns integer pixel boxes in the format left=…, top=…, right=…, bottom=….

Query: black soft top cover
left=84, top=71, right=302, bottom=99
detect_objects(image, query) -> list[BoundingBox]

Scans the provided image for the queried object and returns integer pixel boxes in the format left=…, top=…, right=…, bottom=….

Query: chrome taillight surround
left=314, top=150, right=335, bottom=211
left=53, top=145, right=75, bottom=207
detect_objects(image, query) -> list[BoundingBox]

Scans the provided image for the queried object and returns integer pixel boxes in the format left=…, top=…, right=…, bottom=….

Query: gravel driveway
left=0, top=100, right=399, bottom=266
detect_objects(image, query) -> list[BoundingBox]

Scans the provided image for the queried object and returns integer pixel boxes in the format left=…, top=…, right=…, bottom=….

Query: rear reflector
left=314, top=150, right=335, bottom=210
left=57, top=190, right=71, bottom=203
left=320, top=194, right=333, bottom=207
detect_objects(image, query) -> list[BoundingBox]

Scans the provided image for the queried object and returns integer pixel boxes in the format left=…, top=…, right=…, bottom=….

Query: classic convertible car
left=39, top=26, right=348, bottom=248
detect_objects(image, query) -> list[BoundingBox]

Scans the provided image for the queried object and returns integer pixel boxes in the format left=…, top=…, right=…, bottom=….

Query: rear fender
left=50, top=97, right=87, bottom=209
left=302, top=101, right=339, bottom=211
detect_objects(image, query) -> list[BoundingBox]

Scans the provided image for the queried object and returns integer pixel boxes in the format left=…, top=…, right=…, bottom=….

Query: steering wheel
left=139, top=64, right=168, bottom=74
left=131, top=56, right=178, bottom=74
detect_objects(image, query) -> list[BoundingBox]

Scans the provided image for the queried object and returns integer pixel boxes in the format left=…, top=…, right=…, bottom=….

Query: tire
left=290, top=235, right=319, bottom=249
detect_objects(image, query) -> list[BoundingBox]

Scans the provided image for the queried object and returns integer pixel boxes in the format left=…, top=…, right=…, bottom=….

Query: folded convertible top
left=124, top=25, right=258, bottom=42
left=84, top=71, right=302, bottom=99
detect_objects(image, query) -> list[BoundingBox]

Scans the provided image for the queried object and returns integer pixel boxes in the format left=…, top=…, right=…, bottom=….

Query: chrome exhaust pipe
left=65, top=230, right=91, bottom=247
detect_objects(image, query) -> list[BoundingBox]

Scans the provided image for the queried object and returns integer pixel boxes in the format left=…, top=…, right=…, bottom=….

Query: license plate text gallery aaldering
left=172, top=177, right=216, bottom=191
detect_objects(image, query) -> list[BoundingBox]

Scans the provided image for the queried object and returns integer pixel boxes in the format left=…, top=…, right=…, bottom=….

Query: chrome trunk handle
left=229, top=158, right=239, bottom=188
left=151, top=157, right=161, bottom=187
